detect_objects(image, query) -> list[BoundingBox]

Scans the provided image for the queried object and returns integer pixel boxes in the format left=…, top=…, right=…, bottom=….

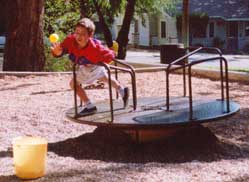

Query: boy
left=51, top=18, right=129, bottom=116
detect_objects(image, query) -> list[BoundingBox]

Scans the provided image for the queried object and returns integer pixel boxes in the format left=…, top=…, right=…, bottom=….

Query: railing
left=71, top=46, right=228, bottom=122
left=166, top=46, right=223, bottom=99
left=72, top=59, right=137, bottom=123
left=112, top=59, right=137, bottom=110
left=165, top=46, right=230, bottom=120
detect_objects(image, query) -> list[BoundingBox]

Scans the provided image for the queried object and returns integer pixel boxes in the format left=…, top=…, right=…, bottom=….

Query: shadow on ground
left=0, top=83, right=40, bottom=91
left=49, top=124, right=249, bottom=163
left=0, top=175, right=19, bottom=182
left=0, top=150, right=12, bottom=158
left=31, top=89, right=71, bottom=95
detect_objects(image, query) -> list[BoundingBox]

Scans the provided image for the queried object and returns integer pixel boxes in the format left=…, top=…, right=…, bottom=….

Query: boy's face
left=74, top=26, right=91, bottom=48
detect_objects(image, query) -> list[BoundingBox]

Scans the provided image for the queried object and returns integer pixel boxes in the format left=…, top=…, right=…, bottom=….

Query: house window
left=209, top=22, right=214, bottom=37
left=245, top=22, right=249, bottom=37
left=161, top=21, right=166, bottom=38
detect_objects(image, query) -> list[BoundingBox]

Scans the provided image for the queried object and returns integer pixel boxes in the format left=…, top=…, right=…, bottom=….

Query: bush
left=44, top=35, right=72, bottom=72
left=44, top=51, right=72, bottom=72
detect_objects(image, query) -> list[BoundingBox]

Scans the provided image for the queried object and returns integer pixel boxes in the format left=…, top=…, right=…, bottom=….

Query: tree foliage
left=136, top=0, right=179, bottom=21
left=44, top=0, right=81, bottom=36
left=44, top=0, right=179, bottom=60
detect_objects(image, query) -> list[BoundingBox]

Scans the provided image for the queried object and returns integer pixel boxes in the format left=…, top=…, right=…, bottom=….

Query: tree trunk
left=116, top=0, right=136, bottom=59
left=92, top=0, right=113, bottom=48
left=3, top=0, right=45, bottom=71
left=182, top=0, right=189, bottom=48
left=0, top=0, right=7, bottom=34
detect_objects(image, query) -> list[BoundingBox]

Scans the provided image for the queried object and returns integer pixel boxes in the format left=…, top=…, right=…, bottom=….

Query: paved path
left=126, top=50, right=249, bottom=70
left=1, top=49, right=249, bottom=71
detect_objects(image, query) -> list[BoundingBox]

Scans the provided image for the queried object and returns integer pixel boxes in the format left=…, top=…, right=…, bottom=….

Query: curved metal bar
left=96, top=59, right=138, bottom=122
left=109, top=65, right=133, bottom=72
left=166, top=47, right=202, bottom=71
left=166, top=47, right=222, bottom=72
left=166, top=46, right=222, bottom=99
left=220, top=56, right=224, bottom=100
left=113, top=59, right=135, bottom=69
left=165, top=48, right=229, bottom=116
left=186, top=46, right=222, bottom=55
left=131, top=72, right=137, bottom=110
left=168, top=56, right=225, bottom=73
left=111, top=59, right=137, bottom=110
left=188, top=65, right=193, bottom=120
left=166, top=71, right=170, bottom=110
left=73, top=63, right=78, bottom=118
left=99, top=62, right=114, bottom=122
left=189, top=47, right=224, bottom=100
left=187, top=56, right=229, bottom=107
left=165, top=47, right=202, bottom=108
left=108, top=64, right=137, bottom=110
left=186, top=56, right=230, bottom=119
left=186, top=56, right=225, bottom=67
left=183, top=65, right=187, bottom=96
left=165, top=47, right=224, bottom=111
left=221, top=57, right=230, bottom=112
left=114, top=61, right=119, bottom=99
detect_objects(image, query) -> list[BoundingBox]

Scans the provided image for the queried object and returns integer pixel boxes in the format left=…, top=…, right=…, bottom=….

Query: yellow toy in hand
left=49, top=33, right=59, bottom=43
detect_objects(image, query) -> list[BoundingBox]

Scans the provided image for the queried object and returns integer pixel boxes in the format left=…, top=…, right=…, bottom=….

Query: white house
left=182, top=0, right=249, bottom=53
left=111, top=12, right=178, bottom=48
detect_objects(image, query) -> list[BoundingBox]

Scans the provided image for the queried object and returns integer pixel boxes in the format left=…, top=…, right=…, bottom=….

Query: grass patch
left=229, top=68, right=249, bottom=73
left=199, top=66, right=249, bottom=73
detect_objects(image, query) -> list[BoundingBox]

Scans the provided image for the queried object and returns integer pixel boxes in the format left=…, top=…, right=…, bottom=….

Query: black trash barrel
left=160, top=43, right=185, bottom=65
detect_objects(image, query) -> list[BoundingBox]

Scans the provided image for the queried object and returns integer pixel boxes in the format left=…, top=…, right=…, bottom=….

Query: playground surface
left=0, top=72, right=249, bottom=181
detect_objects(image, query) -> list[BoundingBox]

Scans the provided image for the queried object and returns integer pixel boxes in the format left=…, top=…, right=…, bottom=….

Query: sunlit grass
left=202, top=66, right=249, bottom=73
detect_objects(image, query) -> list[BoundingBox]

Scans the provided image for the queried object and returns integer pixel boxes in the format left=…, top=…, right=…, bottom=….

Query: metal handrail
left=112, top=59, right=137, bottom=110
left=166, top=55, right=230, bottom=120
left=73, top=63, right=78, bottom=117
left=167, top=46, right=222, bottom=70
left=165, top=46, right=224, bottom=111
left=165, top=47, right=202, bottom=102
left=99, top=60, right=137, bottom=123
left=98, top=63, right=114, bottom=122
left=187, top=56, right=230, bottom=120
left=166, top=47, right=202, bottom=71
left=72, top=60, right=137, bottom=123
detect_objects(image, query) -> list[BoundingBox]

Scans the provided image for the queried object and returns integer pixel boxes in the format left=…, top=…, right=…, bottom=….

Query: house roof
left=179, top=0, right=249, bottom=21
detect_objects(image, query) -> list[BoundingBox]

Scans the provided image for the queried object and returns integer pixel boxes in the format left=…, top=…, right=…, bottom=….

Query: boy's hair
left=76, top=18, right=95, bottom=36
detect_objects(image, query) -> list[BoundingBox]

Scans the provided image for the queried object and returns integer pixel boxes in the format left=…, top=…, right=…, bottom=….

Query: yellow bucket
left=13, top=136, right=47, bottom=179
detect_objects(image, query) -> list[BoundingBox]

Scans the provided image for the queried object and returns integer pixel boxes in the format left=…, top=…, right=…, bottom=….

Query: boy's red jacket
left=60, top=34, right=115, bottom=65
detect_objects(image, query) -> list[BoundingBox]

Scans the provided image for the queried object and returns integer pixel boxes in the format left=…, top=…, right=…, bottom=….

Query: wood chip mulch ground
left=0, top=72, right=249, bottom=182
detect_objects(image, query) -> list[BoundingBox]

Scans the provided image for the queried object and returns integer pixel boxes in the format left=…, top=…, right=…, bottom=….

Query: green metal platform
left=66, top=97, right=240, bottom=129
